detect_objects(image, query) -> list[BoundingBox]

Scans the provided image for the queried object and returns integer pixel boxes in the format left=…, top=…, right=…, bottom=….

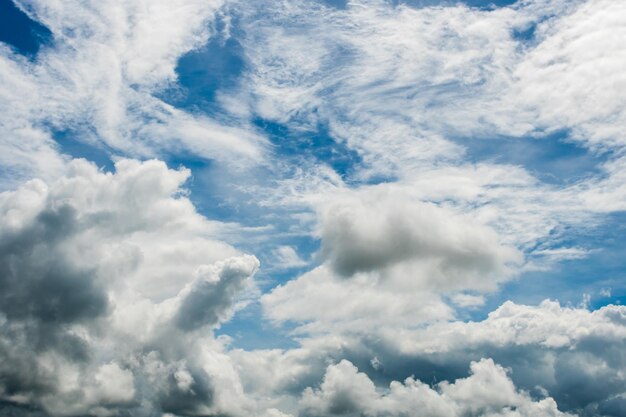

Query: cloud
left=0, top=53, right=67, bottom=188
left=262, top=265, right=454, bottom=333
left=237, top=300, right=626, bottom=416
left=300, top=358, right=573, bottom=417
left=317, top=187, right=521, bottom=288
left=0, top=0, right=266, bottom=187
left=233, top=0, right=626, bottom=169
left=2, top=1, right=626, bottom=416
left=231, top=0, right=528, bottom=175
left=174, top=255, right=260, bottom=331
left=503, top=0, right=626, bottom=149
left=272, top=245, right=308, bottom=270
left=0, top=158, right=259, bottom=416
left=450, top=293, right=486, bottom=308
left=229, top=0, right=626, bottom=274
left=261, top=184, right=523, bottom=334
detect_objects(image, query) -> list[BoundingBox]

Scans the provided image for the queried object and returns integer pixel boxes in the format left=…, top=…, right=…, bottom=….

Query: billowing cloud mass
left=1, top=0, right=626, bottom=416
left=301, top=358, right=573, bottom=417
left=234, top=300, right=626, bottom=417
left=261, top=186, right=522, bottom=333
left=0, top=159, right=259, bottom=416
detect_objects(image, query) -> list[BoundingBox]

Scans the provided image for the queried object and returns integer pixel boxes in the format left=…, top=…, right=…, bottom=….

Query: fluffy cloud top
left=301, top=358, right=573, bottom=417
left=235, top=300, right=626, bottom=417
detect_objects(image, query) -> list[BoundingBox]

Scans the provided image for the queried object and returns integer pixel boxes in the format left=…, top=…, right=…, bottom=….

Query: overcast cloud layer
left=0, top=0, right=625, bottom=416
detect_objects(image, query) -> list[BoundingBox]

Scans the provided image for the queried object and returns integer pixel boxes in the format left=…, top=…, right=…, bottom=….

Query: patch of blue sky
left=175, top=159, right=277, bottom=225
left=158, top=14, right=246, bottom=118
left=249, top=236, right=321, bottom=294
left=215, top=302, right=300, bottom=350
left=317, top=0, right=349, bottom=8
left=455, top=0, right=519, bottom=8
left=459, top=130, right=609, bottom=186
left=512, top=21, right=537, bottom=42
left=52, top=128, right=115, bottom=172
left=0, top=0, right=52, bottom=57
left=254, top=117, right=362, bottom=181
left=164, top=153, right=323, bottom=271
left=164, top=27, right=361, bottom=178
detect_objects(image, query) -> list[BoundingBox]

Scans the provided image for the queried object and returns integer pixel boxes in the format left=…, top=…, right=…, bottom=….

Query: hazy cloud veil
left=0, top=0, right=625, bottom=416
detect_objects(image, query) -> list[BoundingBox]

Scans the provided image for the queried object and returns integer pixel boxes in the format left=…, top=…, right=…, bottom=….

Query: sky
left=0, top=0, right=625, bottom=416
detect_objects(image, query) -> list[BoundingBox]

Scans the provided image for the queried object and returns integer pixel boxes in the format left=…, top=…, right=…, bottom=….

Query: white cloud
left=451, top=293, right=486, bottom=308
left=260, top=183, right=527, bottom=333
left=316, top=187, right=521, bottom=288
left=300, top=358, right=574, bottom=417
left=0, top=158, right=260, bottom=416
left=236, top=0, right=626, bottom=166
left=272, top=245, right=308, bottom=269
left=262, top=265, right=454, bottom=333
left=387, top=300, right=626, bottom=353
left=504, top=0, right=626, bottom=149
left=0, top=0, right=266, bottom=186
left=0, top=52, right=67, bottom=188
left=234, top=300, right=626, bottom=416
left=2, top=1, right=626, bottom=416
left=92, top=362, right=136, bottom=405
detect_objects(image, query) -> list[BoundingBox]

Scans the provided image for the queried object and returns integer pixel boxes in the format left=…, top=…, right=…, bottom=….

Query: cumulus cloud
left=235, top=300, right=626, bottom=416
left=261, top=185, right=522, bottom=333
left=300, top=358, right=573, bottom=417
left=262, top=265, right=454, bottom=333
left=174, top=256, right=260, bottom=331
left=0, top=158, right=259, bottom=416
left=317, top=187, right=521, bottom=288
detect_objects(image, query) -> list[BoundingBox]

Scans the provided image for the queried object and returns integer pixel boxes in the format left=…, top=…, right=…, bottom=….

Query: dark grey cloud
left=0, top=204, right=108, bottom=324
left=159, top=367, right=215, bottom=416
left=0, top=402, right=50, bottom=417
left=0, top=203, right=108, bottom=408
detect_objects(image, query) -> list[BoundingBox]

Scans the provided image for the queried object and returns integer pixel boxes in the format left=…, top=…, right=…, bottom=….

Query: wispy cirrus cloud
left=0, top=0, right=266, bottom=188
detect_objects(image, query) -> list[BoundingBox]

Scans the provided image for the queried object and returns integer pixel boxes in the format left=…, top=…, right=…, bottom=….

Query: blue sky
left=1, top=0, right=625, bottom=416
